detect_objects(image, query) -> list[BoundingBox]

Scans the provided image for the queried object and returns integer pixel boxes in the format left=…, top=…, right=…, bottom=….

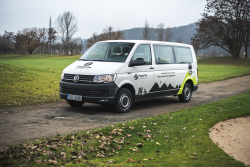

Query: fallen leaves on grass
left=127, top=157, right=135, bottom=162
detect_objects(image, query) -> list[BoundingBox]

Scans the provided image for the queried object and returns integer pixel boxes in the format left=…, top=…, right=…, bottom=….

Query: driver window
left=132, top=45, right=152, bottom=65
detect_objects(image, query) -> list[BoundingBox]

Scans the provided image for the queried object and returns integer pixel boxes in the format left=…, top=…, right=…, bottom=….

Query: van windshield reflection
left=79, top=42, right=135, bottom=62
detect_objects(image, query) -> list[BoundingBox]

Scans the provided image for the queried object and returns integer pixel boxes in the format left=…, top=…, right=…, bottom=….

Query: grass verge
left=1, top=91, right=249, bottom=167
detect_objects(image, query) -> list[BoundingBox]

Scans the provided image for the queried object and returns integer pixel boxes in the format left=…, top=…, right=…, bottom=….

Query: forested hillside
left=123, top=23, right=197, bottom=44
left=122, top=23, right=232, bottom=57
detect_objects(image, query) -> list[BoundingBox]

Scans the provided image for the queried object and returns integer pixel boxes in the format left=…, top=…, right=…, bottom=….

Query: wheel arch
left=186, top=79, right=194, bottom=91
left=119, top=83, right=136, bottom=102
left=177, top=76, right=194, bottom=95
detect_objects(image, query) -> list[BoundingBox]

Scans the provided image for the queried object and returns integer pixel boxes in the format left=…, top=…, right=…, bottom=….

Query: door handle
left=150, top=67, right=154, bottom=69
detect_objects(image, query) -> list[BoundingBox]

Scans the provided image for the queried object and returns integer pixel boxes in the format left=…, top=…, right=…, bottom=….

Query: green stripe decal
left=177, top=71, right=197, bottom=95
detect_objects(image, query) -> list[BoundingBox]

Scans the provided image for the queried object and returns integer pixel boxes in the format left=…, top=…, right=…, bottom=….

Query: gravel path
left=0, top=75, right=250, bottom=147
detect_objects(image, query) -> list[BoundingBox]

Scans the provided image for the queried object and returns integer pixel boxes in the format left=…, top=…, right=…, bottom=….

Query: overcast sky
left=0, top=0, right=207, bottom=39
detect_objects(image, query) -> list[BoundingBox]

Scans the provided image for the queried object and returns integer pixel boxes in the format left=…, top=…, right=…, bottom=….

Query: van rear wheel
left=115, top=88, right=133, bottom=113
left=67, top=100, right=85, bottom=107
left=178, top=83, right=192, bottom=102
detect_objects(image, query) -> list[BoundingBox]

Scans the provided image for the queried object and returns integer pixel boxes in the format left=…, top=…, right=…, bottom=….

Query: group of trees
left=85, top=20, right=174, bottom=49
left=191, top=0, right=250, bottom=58
left=2, top=0, right=249, bottom=58
left=142, top=20, right=173, bottom=42
left=86, top=26, right=124, bottom=48
left=0, top=11, right=84, bottom=55
left=0, top=28, right=55, bottom=54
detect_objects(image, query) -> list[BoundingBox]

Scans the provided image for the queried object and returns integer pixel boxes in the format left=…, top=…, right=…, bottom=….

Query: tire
left=178, top=83, right=192, bottom=102
left=67, top=100, right=85, bottom=107
left=115, top=88, right=133, bottom=113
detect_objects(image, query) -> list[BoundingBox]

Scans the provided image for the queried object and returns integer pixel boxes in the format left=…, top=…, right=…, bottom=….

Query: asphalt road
left=0, top=75, right=250, bottom=147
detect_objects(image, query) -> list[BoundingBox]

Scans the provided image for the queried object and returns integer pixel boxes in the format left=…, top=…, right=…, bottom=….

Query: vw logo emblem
left=134, top=74, right=138, bottom=80
left=73, top=75, right=79, bottom=82
left=84, top=62, right=93, bottom=66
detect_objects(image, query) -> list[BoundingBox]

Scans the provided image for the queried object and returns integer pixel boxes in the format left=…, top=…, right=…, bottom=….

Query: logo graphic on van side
left=84, top=62, right=93, bottom=66
left=134, top=74, right=138, bottom=80
left=77, top=62, right=93, bottom=69
left=73, top=75, right=79, bottom=82
left=134, top=74, right=147, bottom=80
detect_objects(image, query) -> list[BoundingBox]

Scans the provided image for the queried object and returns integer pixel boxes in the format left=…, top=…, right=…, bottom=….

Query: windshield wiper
left=179, top=62, right=189, bottom=64
left=87, top=59, right=107, bottom=62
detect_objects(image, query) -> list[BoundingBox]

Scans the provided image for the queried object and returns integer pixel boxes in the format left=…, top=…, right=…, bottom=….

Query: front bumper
left=59, top=80, right=119, bottom=104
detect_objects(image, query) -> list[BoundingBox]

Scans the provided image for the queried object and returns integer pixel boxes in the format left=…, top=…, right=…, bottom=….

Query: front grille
left=64, top=74, right=94, bottom=82
left=60, top=87, right=110, bottom=97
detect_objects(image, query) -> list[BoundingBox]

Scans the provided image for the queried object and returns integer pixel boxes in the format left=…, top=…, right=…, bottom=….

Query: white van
left=60, top=40, right=198, bottom=113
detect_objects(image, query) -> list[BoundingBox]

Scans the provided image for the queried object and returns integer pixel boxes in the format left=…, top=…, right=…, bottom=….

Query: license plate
left=67, top=94, right=82, bottom=101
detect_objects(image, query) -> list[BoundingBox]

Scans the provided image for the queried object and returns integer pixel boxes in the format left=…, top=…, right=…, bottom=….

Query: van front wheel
left=67, top=100, right=85, bottom=107
left=115, top=88, right=133, bottom=113
left=178, top=83, right=192, bottom=102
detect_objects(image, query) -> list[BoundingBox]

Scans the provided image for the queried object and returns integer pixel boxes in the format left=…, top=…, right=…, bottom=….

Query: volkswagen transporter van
left=60, top=40, right=198, bottom=113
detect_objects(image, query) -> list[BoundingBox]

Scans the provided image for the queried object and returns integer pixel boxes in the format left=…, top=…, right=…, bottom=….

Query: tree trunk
left=29, top=50, right=33, bottom=54
left=245, top=44, right=248, bottom=58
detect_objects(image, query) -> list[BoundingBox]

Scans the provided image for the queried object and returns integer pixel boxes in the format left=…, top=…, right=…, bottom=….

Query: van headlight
left=93, top=74, right=116, bottom=83
left=61, top=72, right=64, bottom=79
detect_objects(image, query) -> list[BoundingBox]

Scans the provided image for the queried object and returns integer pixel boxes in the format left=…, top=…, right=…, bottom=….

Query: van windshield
left=79, top=42, right=135, bottom=62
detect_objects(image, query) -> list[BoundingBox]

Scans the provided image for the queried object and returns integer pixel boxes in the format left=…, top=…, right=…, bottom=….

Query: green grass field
left=198, top=57, right=250, bottom=83
left=1, top=90, right=249, bottom=167
left=0, top=54, right=250, bottom=108
left=0, top=54, right=80, bottom=108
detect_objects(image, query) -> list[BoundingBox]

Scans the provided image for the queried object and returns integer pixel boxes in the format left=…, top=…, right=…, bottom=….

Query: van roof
left=98, top=40, right=192, bottom=47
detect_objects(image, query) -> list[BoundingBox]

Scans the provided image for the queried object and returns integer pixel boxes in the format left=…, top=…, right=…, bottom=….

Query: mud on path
left=0, top=75, right=250, bottom=147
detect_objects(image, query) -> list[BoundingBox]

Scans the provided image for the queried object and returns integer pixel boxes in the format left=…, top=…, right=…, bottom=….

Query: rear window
left=174, top=47, right=193, bottom=63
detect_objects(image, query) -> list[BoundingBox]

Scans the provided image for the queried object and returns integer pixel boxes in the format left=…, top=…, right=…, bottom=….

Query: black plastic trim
left=193, top=85, right=198, bottom=92
left=135, top=89, right=179, bottom=101
left=59, top=80, right=119, bottom=104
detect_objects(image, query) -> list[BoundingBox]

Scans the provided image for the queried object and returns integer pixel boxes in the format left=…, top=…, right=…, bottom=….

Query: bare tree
left=101, top=26, right=124, bottom=40
left=87, top=26, right=124, bottom=48
left=165, top=27, right=173, bottom=42
left=177, top=38, right=183, bottom=43
left=87, top=33, right=99, bottom=48
left=55, top=11, right=78, bottom=55
left=68, top=39, right=77, bottom=55
left=0, top=31, right=15, bottom=54
left=14, top=32, right=26, bottom=54
left=156, top=23, right=165, bottom=41
left=191, top=0, right=250, bottom=58
left=68, top=37, right=84, bottom=55
left=142, top=20, right=154, bottom=40
left=190, top=38, right=200, bottom=55
left=21, top=27, right=46, bottom=54
left=243, top=19, right=250, bottom=58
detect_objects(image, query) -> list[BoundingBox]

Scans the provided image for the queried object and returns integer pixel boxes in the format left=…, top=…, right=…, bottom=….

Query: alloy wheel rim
left=119, top=93, right=130, bottom=109
left=184, top=86, right=191, bottom=100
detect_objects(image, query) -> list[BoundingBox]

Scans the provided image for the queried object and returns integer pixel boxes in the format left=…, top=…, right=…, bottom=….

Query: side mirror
left=129, top=58, right=145, bottom=67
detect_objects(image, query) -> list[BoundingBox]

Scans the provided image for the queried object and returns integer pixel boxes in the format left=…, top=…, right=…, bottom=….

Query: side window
left=132, top=45, right=152, bottom=65
left=174, top=47, right=193, bottom=63
left=153, top=45, right=174, bottom=64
